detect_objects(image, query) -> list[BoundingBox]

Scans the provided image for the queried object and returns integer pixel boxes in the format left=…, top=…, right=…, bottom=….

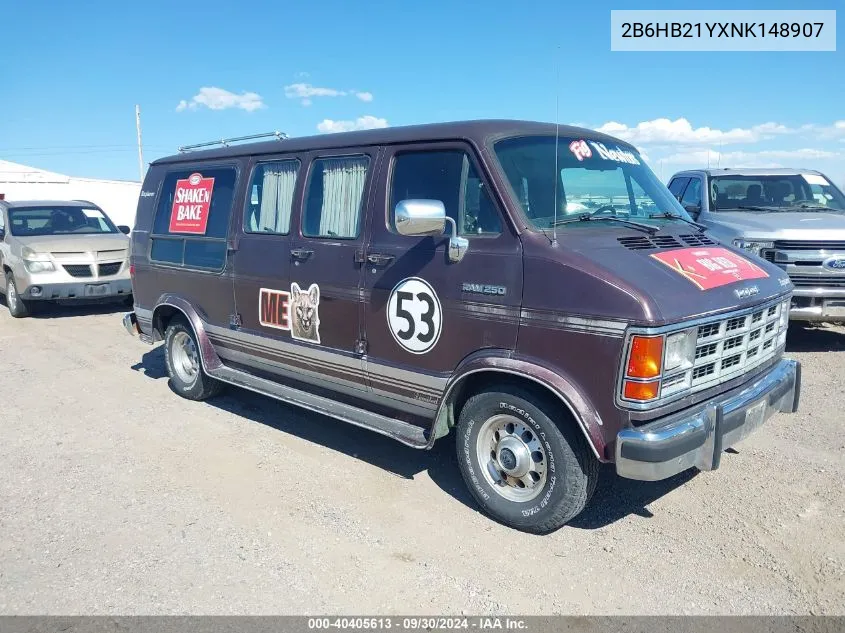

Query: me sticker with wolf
left=387, top=277, right=442, bottom=354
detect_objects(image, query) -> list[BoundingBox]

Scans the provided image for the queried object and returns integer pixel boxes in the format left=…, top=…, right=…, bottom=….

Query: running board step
left=210, top=364, right=429, bottom=448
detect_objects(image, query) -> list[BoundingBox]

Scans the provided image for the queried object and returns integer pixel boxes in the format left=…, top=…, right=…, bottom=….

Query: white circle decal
left=387, top=277, right=443, bottom=354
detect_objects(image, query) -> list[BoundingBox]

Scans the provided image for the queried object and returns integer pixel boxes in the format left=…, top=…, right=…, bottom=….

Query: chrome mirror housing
left=394, top=199, right=446, bottom=237
left=394, top=199, right=469, bottom=263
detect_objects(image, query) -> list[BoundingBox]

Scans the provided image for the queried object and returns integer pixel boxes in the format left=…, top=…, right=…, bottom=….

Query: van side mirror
left=394, top=199, right=469, bottom=263
left=118, top=225, right=131, bottom=234
left=0, top=228, right=5, bottom=240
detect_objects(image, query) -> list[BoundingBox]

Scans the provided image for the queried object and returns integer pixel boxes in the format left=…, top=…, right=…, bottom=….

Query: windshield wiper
left=791, top=204, right=843, bottom=212
left=552, top=213, right=658, bottom=235
left=736, top=205, right=782, bottom=212
left=648, top=212, right=707, bottom=233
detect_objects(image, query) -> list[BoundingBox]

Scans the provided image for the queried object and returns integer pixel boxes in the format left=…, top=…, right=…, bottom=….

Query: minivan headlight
left=664, top=328, right=696, bottom=371
left=21, top=247, right=55, bottom=272
left=733, top=239, right=773, bottom=255
left=24, top=260, right=55, bottom=273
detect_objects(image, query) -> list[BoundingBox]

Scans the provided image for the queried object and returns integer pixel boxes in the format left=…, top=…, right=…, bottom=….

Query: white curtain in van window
left=320, top=157, right=368, bottom=237
left=259, top=162, right=298, bottom=233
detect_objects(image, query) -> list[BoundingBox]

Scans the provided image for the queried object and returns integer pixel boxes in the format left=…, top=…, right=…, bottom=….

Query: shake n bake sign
left=169, top=172, right=215, bottom=234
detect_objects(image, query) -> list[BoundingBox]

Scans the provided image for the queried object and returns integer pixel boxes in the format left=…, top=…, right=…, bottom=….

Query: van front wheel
left=164, top=318, right=222, bottom=401
left=456, top=385, right=598, bottom=534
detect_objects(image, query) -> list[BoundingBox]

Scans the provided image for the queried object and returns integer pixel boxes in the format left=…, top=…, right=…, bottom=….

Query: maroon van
left=123, top=121, right=800, bottom=533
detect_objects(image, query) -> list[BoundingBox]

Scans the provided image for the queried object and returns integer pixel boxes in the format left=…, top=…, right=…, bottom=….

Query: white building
left=0, top=160, right=141, bottom=228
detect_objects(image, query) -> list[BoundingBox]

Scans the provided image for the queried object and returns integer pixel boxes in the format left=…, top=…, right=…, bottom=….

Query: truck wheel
left=456, top=385, right=599, bottom=534
left=5, top=272, right=30, bottom=318
left=164, top=317, right=222, bottom=401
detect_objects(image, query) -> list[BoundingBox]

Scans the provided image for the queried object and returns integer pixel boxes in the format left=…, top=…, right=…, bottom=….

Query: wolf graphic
left=290, top=282, right=321, bottom=343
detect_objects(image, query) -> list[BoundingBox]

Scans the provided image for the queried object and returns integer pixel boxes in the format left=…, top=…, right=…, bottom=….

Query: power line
left=0, top=143, right=171, bottom=151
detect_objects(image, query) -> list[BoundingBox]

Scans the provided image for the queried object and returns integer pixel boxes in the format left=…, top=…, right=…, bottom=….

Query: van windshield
left=7, top=206, right=119, bottom=236
left=709, top=174, right=845, bottom=212
left=494, top=135, right=691, bottom=231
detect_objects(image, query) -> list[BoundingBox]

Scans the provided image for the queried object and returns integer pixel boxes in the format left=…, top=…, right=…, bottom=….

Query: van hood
left=706, top=210, right=845, bottom=240
left=15, top=233, right=130, bottom=254
left=523, top=227, right=791, bottom=327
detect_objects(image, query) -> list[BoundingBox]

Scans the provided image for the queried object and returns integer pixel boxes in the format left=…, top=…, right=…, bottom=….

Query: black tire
left=164, top=317, right=222, bottom=401
left=455, top=384, right=599, bottom=534
left=5, top=272, right=30, bottom=318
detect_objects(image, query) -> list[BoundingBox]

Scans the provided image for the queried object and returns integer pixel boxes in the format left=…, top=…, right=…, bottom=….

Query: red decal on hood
left=650, top=247, right=769, bottom=290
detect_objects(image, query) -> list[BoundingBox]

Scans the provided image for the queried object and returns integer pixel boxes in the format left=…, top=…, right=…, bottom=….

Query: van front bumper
left=615, top=358, right=800, bottom=481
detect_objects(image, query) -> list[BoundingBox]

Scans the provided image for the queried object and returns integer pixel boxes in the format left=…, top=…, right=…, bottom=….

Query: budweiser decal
left=169, top=172, right=215, bottom=234
left=650, top=247, right=769, bottom=290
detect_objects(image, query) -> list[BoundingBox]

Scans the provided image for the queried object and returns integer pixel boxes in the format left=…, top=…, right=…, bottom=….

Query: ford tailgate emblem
left=822, top=256, right=845, bottom=271
left=734, top=285, right=760, bottom=299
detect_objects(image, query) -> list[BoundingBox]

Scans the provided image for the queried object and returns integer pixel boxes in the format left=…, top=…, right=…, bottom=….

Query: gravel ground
left=0, top=301, right=843, bottom=615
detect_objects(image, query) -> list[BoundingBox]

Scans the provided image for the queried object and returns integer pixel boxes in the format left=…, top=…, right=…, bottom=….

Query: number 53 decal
left=387, top=277, right=443, bottom=354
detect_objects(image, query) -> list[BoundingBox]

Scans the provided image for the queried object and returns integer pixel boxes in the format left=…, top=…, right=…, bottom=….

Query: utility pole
left=135, top=105, right=144, bottom=182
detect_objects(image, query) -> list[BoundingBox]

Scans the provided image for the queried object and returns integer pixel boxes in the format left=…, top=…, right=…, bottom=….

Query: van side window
left=390, top=150, right=501, bottom=236
left=150, top=166, right=237, bottom=270
left=303, top=156, right=369, bottom=239
left=245, top=160, right=300, bottom=234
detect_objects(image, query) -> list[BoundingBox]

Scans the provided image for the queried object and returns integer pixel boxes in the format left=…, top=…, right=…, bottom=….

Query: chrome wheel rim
left=171, top=331, right=199, bottom=384
left=476, top=414, right=548, bottom=502
left=7, top=281, right=17, bottom=311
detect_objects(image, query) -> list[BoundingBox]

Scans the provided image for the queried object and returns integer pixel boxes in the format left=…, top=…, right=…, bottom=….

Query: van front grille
left=689, top=303, right=784, bottom=390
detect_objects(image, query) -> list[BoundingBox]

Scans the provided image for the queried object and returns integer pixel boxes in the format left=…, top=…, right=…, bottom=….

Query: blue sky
left=1, top=0, right=842, bottom=185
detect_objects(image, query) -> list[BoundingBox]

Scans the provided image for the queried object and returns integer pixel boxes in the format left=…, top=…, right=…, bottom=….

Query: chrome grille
left=790, top=274, right=845, bottom=288
left=774, top=240, right=845, bottom=250
left=689, top=302, right=785, bottom=390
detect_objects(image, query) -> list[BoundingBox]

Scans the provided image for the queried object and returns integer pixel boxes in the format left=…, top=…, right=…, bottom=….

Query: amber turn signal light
left=626, top=335, right=664, bottom=379
left=623, top=379, right=660, bottom=401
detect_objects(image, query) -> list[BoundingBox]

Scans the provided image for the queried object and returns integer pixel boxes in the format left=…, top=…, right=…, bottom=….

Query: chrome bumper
left=123, top=311, right=141, bottom=336
left=616, top=359, right=800, bottom=481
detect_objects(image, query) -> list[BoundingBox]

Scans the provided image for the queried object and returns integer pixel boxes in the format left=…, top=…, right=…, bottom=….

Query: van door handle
left=290, top=248, right=314, bottom=260
left=366, top=253, right=394, bottom=266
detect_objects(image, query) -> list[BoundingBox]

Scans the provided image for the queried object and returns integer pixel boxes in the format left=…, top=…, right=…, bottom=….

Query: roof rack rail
left=178, top=131, right=287, bottom=153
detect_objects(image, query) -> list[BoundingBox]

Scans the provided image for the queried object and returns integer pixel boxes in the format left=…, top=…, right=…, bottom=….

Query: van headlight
left=664, top=328, right=697, bottom=371
left=732, top=239, right=773, bottom=256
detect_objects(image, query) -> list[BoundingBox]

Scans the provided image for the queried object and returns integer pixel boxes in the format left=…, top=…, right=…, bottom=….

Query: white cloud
left=285, top=83, right=346, bottom=99
left=596, top=117, right=794, bottom=146
left=316, top=116, right=389, bottom=133
left=176, top=87, right=265, bottom=112
left=662, top=148, right=840, bottom=168
left=284, top=82, right=375, bottom=106
left=836, top=121, right=845, bottom=129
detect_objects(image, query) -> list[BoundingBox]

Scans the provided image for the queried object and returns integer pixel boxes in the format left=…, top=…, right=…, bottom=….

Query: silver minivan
left=667, top=168, right=845, bottom=322
left=0, top=199, right=133, bottom=317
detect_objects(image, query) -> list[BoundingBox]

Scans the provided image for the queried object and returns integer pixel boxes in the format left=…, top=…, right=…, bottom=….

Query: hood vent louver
left=680, top=234, right=717, bottom=247
left=618, top=233, right=716, bottom=251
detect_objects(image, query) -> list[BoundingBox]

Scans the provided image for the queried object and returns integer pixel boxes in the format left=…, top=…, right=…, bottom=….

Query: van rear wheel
left=455, top=385, right=598, bottom=534
left=164, top=318, right=222, bottom=401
